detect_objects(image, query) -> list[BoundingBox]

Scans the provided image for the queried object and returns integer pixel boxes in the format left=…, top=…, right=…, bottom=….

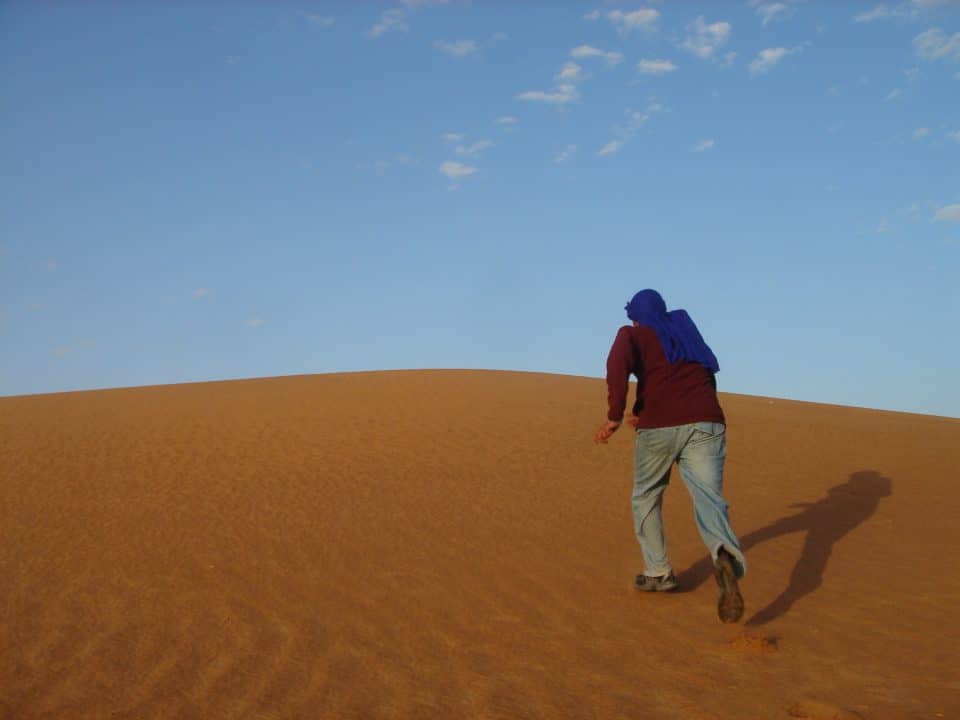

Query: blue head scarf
left=625, top=289, right=720, bottom=373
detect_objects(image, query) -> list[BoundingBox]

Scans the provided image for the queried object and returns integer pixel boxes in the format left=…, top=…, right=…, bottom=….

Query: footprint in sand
left=787, top=698, right=865, bottom=719
left=726, top=630, right=778, bottom=655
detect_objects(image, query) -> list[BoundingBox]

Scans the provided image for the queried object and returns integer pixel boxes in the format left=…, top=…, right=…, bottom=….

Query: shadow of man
left=678, top=470, right=892, bottom=626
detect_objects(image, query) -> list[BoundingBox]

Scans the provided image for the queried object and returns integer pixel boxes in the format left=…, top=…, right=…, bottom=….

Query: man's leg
left=676, top=421, right=745, bottom=622
left=632, top=426, right=680, bottom=579
left=676, top=422, right=746, bottom=576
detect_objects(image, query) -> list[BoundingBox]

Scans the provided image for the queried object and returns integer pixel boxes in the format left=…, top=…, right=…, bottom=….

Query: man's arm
left=605, top=326, right=634, bottom=422
left=595, top=327, right=633, bottom=444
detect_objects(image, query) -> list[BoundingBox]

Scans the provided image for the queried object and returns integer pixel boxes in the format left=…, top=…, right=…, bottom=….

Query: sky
left=1, top=1, right=958, bottom=417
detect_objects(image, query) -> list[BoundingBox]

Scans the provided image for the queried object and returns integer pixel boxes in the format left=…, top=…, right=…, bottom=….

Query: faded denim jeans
left=632, top=422, right=746, bottom=579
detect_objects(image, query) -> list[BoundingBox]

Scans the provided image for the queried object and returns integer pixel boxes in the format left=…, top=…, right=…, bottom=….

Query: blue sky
left=1, top=1, right=958, bottom=417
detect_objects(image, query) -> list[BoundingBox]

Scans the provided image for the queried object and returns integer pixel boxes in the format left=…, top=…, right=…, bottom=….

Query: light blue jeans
left=632, top=422, right=746, bottom=579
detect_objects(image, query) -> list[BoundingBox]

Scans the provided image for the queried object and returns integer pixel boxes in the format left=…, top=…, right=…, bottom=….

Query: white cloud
left=597, top=101, right=665, bottom=156
left=913, top=127, right=930, bottom=138
left=914, top=28, right=960, bottom=62
left=947, top=129, right=960, bottom=142
left=439, top=161, right=477, bottom=179
left=584, top=9, right=601, bottom=20
left=193, top=288, right=209, bottom=299
left=934, top=203, right=960, bottom=221
left=496, top=116, right=517, bottom=125
left=516, top=83, right=579, bottom=104
left=455, top=139, right=494, bottom=156
left=598, top=140, right=624, bottom=156
left=570, top=45, right=624, bottom=66
left=370, top=9, right=408, bottom=37
left=556, top=61, right=583, bottom=81
left=885, top=87, right=903, bottom=100
left=876, top=219, right=894, bottom=233
left=749, top=46, right=799, bottom=75
left=681, top=16, right=732, bottom=60
left=400, top=0, right=449, bottom=6
left=52, top=346, right=72, bottom=357
left=693, top=138, right=716, bottom=152
left=854, top=5, right=910, bottom=22
left=433, top=39, right=478, bottom=57
left=607, top=8, right=660, bottom=34
left=247, top=317, right=265, bottom=328
left=554, top=144, right=577, bottom=163
left=306, top=15, right=334, bottom=28
left=637, top=58, right=678, bottom=75
left=755, top=2, right=790, bottom=25
left=443, top=132, right=464, bottom=143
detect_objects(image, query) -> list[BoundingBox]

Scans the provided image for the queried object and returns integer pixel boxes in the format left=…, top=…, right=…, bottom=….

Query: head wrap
left=625, top=289, right=720, bottom=373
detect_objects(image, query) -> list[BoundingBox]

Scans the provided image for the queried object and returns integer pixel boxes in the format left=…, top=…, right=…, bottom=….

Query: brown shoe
left=634, top=572, right=678, bottom=592
left=714, top=549, right=744, bottom=623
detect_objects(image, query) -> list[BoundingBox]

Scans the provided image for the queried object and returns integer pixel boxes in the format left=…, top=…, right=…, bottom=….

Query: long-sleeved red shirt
left=606, top=324, right=726, bottom=428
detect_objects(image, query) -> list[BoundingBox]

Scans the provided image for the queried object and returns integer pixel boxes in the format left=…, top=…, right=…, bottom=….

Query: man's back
left=606, top=324, right=725, bottom=429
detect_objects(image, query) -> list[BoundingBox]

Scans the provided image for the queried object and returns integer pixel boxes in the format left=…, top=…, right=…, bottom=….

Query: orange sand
left=1, top=370, right=958, bottom=719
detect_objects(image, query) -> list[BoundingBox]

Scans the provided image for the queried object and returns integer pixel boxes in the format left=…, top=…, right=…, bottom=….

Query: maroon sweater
left=606, top=324, right=726, bottom=428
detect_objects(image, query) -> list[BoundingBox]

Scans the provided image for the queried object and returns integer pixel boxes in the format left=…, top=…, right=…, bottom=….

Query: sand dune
left=1, top=370, right=958, bottom=719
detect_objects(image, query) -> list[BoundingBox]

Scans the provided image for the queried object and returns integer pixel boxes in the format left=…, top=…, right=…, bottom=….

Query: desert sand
left=1, top=370, right=958, bottom=719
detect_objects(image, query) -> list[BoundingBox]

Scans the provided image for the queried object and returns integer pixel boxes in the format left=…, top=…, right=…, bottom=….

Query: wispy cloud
left=433, top=39, right=478, bottom=57
left=370, top=9, right=408, bottom=37
left=455, top=139, right=494, bottom=156
left=854, top=4, right=912, bottom=22
left=516, top=83, right=579, bottom=105
left=556, top=61, right=583, bottom=81
left=914, top=28, right=960, bottom=62
left=855, top=0, right=958, bottom=22
left=584, top=9, right=602, bottom=21
left=52, top=346, right=72, bottom=357
left=681, top=16, right=732, bottom=60
left=693, top=138, right=716, bottom=152
left=934, top=203, right=960, bottom=222
left=885, top=87, right=903, bottom=100
left=947, top=129, right=960, bottom=142
left=306, top=15, right=335, bottom=28
left=443, top=132, right=464, bottom=143
left=598, top=140, right=623, bottom=156
left=607, top=8, right=660, bottom=34
left=913, top=127, right=930, bottom=139
left=439, top=161, right=477, bottom=179
left=247, top=317, right=265, bottom=328
left=876, top=219, right=894, bottom=234
left=598, top=101, right=665, bottom=156
left=751, top=1, right=792, bottom=26
left=193, top=288, right=209, bottom=299
left=571, top=45, right=624, bottom=66
left=554, top=144, right=577, bottom=164
left=749, top=46, right=799, bottom=75
left=496, top=116, right=517, bottom=126
left=400, top=0, right=449, bottom=7
left=636, top=58, right=678, bottom=75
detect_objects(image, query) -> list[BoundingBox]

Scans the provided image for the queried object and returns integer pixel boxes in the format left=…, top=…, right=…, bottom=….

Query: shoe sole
left=715, top=555, right=744, bottom=623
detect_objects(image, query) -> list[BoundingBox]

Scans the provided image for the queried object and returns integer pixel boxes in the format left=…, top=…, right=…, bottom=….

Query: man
left=594, top=289, right=746, bottom=623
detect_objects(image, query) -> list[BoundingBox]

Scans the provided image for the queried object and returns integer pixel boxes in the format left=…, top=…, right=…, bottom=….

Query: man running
left=594, top=289, right=746, bottom=623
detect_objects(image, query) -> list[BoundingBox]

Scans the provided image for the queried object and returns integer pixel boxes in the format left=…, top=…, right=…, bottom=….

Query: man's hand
left=627, top=415, right=642, bottom=430
left=594, top=420, right=621, bottom=444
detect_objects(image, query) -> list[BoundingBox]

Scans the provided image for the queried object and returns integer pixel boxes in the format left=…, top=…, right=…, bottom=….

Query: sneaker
left=634, top=572, right=678, bottom=592
left=714, top=549, right=745, bottom=623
